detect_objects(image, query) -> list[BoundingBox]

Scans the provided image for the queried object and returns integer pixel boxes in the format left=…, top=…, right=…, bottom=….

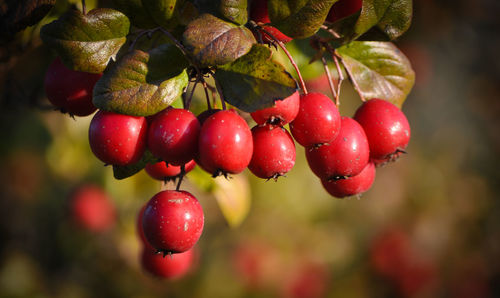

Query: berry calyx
left=250, top=91, right=300, bottom=126
left=70, top=185, right=116, bottom=233
left=141, top=247, right=194, bottom=280
left=44, top=57, right=101, bottom=117
left=142, top=190, right=204, bottom=254
left=88, top=111, right=148, bottom=166
left=306, top=117, right=369, bottom=179
left=197, top=110, right=253, bottom=177
left=248, top=125, right=296, bottom=179
left=289, top=92, right=341, bottom=147
left=145, top=160, right=196, bottom=182
left=321, top=162, right=375, bottom=198
left=326, top=0, right=363, bottom=23
left=354, top=99, right=411, bottom=161
left=148, top=108, right=200, bottom=166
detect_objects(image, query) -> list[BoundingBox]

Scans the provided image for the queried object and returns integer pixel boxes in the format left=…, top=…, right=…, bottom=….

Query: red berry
left=148, top=108, right=200, bottom=166
left=290, top=93, right=341, bottom=147
left=141, top=247, right=194, bottom=279
left=145, top=160, right=196, bottom=181
left=197, top=109, right=222, bottom=125
left=197, top=110, right=253, bottom=177
left=137, top=205, right=151, bottom=248
left=250, top=0, right=292, bottom=43
left=248, top=125, right=296, bottom=179
left=89, top=111, right=148, bottom=166
left=326, top=0, right=363, bottom=23
left=306, top=117, right=369, bottom=179
left=321, top=162, right=375, bottom=198
left=354, top=99, right=411, bottom=160
left=142, top=190, right=204, bottom=254
left=71, top=185, right=116, bottom=233
left=44, top=58, right=101, bottom=117
left=250, top=91, right=300, bottom=126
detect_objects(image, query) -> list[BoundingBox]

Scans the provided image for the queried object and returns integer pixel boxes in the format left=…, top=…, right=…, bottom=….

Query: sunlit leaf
left=213, top=175, right=251, bottom=228
left=113, top=150, right=159, bottom=180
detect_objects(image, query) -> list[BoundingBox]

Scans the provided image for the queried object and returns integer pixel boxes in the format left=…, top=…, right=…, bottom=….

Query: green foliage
left=329, top=0, right=413, bottom=45
left=268, top=0, right=338, bottom=39
left=112, top=151, right=160, bottom=180
left=93, top=45, right=189, bottom=116
left=142, top=0, right=185, bottom=29
left=183, top=13, right=256, bottom=66
left=215, top=45, right=298, bottom=112
left=112, top=0, right=158, bottom=29
left=336, top=41, right=415, bottom=107
left=40, top=8, right=130, bottom=73
left=219, top=0, right=248, bottom=25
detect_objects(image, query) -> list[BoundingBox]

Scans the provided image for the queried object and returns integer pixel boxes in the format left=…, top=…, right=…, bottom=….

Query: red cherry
left=354, top=99, right=411, bottom=160
left=197, top=110, right=253, bottom=177
left=141, top=247, right=194, bottom=280
left=88, top=110, right=148, bottom=166
left=326, top=0, right=363, bottom=23
left=250, top=91, right=300, bottom=126
left=44, top=58, right=101, bottom=117
left=148, top=108, right=200, bottom=166
left=70, top=185, right=116, bottom=233
left=290, top=93, right=341, bottom=147
left=250, top=0, right=293, bottom=43
left=145, top=160, right=196, bottom=181
left=248, top=125, right=296, bottom=179
left=306, top=117, right=369, bottom=179
left=321, top=162, right=375, bottom=198
left=142, top=190, right=204, bottom=254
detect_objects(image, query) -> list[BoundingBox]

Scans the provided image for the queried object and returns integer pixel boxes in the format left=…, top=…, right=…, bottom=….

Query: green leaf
left=268, top=0, right=337, bottom=39
left=93, top=44, right=189, bottom=116
left=40, top=8, right=130, bottom=73
left=336, top=41, right=414, bottom=107
left=183, top=13, right=255, bottom=67
left=213, top=175, right=251, bottom=228
left=219, top=0, right=248, bottom=25
left=215, top=44, right=297, bottom=113
left=329, top=0, right=412, bottom=45
left=141, top=0, right=184, bottom=29
left=113, top=150, right=159, bottom=180
left=113, top=0, right=158, bottom=29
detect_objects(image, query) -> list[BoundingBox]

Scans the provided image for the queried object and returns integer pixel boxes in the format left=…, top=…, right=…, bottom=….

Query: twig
left=128, top=28, right=159, bottom=51
left=321, top=56, right=337, bottom=100
left=202, top=81, right=212, bottom=110
left=332, top=54, right=344, bottom=106
left=185, top=76, right=200, bottom=110
left=320, top=25, right=340, bottom=39
left=176, top=164, right=186, bottom=191
left=334, top=51, right=365, bottom=102
left=81, top=0, right=86, bottom=14
left=208, top=69, right=226, bottom=110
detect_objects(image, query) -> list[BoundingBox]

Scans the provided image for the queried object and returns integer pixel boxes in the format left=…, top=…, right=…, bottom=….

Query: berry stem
left=321, top=56, right=337, bottom=100
left=202, top=80, right=212, bottom=110
left=185, top=76, right=200, bottom=110
left=81, top=0, right=87, bottom=14
left=335, top=51, right=365, bottom=102
left=208, top=70, right=226, bottom=110
left=176, top=164, right=186, bottom=191
left=320, top=25, right=341, bottom=39
left=333, top=54, right=344, bottom=106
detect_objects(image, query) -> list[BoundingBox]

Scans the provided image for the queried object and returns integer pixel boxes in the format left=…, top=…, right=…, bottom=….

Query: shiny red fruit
left=197, top=110, right=253, bottom=176
left=197, top=109, right=221, bottom=125
left=248, top=125, right=296, bottom=179
left=148, top=108, right=200, bottom=166
left=321, top=162, right=375, bottom=198
left=290, top=93, right=341, bottom=147
left=71, top=185, right=116, bottom=233
left=141, top=247, right=194, bottom=280
left=354, top=99, right=411, bottom=160
left=306, top=117, right=369, bottom=179
left=250, top=91, right=300, bottom=126
left=145, top=160, right=196, bottom=181
left=44, top=58, right=101, bottom=117
left=326, top=0, right=363, bottom=23
left=142, top=190, right=204, bottom=254
left=89, top=111, right=148, bottom=166
left=250, top=0, right=292, bottom=43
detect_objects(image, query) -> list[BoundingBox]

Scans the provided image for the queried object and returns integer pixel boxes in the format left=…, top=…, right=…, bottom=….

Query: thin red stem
left=335, top=51, right=365, bottom=102
left=333, top=55, right=344, bottom=106
left=81, top=0, right=87, bottom=14
left=321, top=56, right=337, bottom=100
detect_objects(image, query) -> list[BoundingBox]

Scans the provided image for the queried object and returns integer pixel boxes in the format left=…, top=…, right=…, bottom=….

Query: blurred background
left=1, top=0, right=499, bottom=297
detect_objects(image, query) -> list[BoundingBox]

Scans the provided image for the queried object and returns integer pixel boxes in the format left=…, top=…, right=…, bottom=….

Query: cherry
left=88, top=110, right=148, bottom=166
left=354, top=99, right=411, bottom=161
left=289, top=92, right=341, bottom=147
left=142, top=190, right=204, bottom=254
left=141, top=247, right=194, bottom=279
left=145, top=160, right=196, bottom=181
left=44, top=57, right=101, bottom=117
left=326, top=0, right=363, bottom=23
left=197, top=110, right=253, bottom=177
left=250, top=0, right=292, bottom=43
left=306, top=117, right=369, bottom=179
left=321, top=162, right=375, bottom=198
left=248, top=125, right=296, bottom=179
left=70, top=185, right=116, bottom=233
left=148, top=108, right=200, bottom=166
left=250, top=91, right=300, bottom=126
